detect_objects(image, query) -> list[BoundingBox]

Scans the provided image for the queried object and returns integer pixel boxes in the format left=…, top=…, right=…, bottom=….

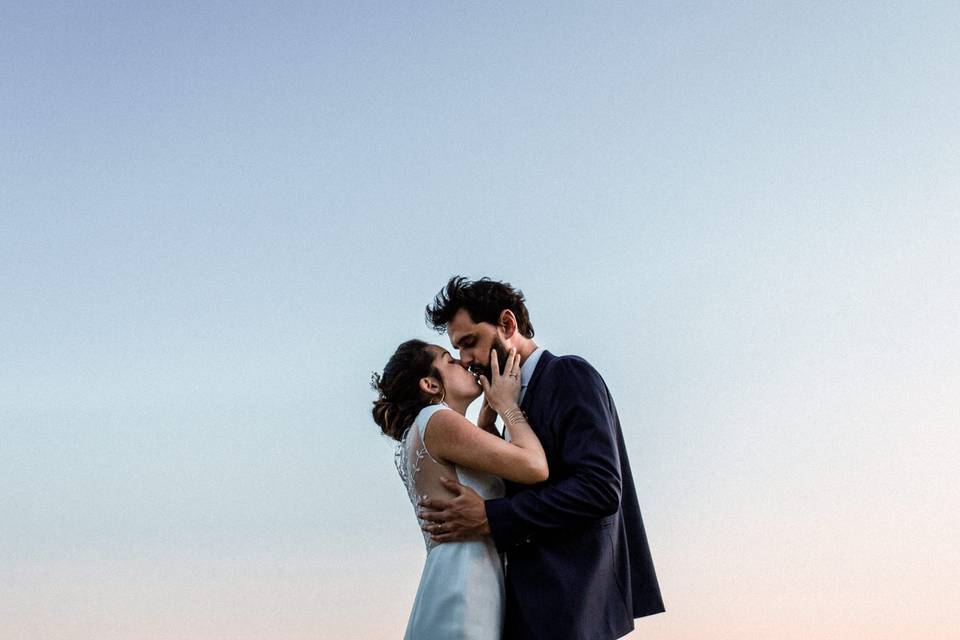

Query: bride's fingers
left=503, top=348, right=517, bottom=377
left=504, top=351, right=517, bottom=379
left=489, top=349, right=499, bottom=379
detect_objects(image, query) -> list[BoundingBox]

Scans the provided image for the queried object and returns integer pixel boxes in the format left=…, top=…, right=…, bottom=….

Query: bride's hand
left=478, top=348, right=522, bottom=415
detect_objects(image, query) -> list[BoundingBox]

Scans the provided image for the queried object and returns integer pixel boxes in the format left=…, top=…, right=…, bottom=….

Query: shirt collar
left=520, top=346, right=544, bottom=389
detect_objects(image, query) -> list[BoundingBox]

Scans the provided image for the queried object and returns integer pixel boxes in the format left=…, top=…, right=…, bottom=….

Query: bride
left=371, top=339, right=547, bottom=640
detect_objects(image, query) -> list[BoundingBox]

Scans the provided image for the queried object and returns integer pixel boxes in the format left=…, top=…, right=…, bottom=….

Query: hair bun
left=372, top=398, right=393, bottom=431
left=371, top=339, right=435, bottom=441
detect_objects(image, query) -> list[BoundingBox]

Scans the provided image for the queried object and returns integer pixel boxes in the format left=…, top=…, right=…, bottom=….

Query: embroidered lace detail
left=396, top=425, right=439, bottom=553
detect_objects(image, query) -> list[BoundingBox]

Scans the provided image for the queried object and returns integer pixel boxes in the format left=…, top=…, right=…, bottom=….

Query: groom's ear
left=498, top=309, right=518, bottom=339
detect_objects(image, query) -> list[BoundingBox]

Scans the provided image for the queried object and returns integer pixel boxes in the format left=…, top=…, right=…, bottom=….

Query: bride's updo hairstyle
left=371, top=339, right=443, bottom=441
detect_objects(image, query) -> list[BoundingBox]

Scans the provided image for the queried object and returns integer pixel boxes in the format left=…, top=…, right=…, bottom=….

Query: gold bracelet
left=502, top=407, right=527, bottom=426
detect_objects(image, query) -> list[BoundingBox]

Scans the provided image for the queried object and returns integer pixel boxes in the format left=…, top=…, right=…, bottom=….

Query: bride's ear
left=419, top=376, right=441, bottom=397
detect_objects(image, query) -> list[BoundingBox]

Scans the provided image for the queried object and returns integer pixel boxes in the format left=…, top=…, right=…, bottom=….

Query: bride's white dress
left=395, top=402, right=506, bottom=639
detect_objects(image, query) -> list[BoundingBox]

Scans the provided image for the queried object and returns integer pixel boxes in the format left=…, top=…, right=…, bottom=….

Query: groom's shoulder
left=541, top=352, right=604, bottom=384
left=549, top=352, right=591, bottom=369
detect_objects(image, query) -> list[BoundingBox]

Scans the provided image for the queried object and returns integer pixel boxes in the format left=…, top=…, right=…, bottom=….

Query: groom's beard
left=470, top=337, right=511, bottom=381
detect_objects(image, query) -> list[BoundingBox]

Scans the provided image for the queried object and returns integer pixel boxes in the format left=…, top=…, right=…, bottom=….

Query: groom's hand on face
left=418, top=477, right=490, bottom=543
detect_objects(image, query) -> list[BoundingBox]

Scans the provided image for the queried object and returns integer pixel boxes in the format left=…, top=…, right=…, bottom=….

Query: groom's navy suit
left=485, top=351, right=664, bottom=640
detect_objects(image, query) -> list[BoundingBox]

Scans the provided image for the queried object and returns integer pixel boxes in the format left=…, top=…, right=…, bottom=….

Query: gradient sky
left=2, top=2, right=958, bottom=638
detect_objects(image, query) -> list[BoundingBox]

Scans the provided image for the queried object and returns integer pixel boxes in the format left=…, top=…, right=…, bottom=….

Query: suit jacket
left=485, top=351, right=664, bottom=640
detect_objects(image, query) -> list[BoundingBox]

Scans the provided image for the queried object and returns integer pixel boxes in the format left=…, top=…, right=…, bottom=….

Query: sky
left=2, top=2, right=958, bottom=638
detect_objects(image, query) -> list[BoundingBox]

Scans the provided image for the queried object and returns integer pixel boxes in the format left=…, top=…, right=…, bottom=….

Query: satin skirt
left=404, top=538, right=504, bottom=640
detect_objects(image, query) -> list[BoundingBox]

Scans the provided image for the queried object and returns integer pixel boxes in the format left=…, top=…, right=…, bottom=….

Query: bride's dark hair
left=371, top=339, right=443, bottom=441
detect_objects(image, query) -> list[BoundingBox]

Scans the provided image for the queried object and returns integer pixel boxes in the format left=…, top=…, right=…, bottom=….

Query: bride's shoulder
left=423, top=402, right=481, bottom=434
left=414, top=402, right=459, bottom=431
left=417, top=401, right=451, bottom=419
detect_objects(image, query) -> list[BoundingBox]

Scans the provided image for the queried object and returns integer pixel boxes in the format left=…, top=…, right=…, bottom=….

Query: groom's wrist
left=479, top=503, right=491, bottom=535
left=478, top=418, right=499, bottom=434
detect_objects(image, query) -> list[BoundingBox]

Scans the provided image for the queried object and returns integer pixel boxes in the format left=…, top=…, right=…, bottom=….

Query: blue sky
left=2, top=2, right=958, bottom=638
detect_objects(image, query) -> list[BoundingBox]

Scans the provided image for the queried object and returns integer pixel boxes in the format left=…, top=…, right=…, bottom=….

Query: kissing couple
left=371, top=276, right=664, bottom=640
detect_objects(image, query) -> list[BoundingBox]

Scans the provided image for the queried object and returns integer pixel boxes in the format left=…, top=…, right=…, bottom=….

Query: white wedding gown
left=395, top=402, right=506, bottom=639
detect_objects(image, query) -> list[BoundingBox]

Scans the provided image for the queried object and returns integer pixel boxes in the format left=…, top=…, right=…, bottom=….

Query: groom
left=418, top=276, right=664, bottom=640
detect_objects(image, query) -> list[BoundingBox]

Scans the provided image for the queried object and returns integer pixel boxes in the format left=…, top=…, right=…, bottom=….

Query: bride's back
left=395, top=402, right=506, bottom=639
left=396, top=403, right=504, bottom=552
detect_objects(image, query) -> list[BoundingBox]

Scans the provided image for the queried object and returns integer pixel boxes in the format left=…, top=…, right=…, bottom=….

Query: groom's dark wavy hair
left=426, top=276, right=535, bottom=338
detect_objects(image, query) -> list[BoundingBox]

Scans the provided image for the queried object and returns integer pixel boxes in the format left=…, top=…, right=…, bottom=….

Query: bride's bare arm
left=423, top=410, right=548, bottom=484
left=424, top=349, right=548, bottom=484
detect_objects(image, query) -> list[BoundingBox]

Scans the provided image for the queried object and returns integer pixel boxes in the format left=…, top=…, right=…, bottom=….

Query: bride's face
left=428, top=346, right=482, bottom=402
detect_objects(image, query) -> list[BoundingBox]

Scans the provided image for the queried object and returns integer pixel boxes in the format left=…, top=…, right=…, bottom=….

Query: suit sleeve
left=485, top=357, right=623, bottom=551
